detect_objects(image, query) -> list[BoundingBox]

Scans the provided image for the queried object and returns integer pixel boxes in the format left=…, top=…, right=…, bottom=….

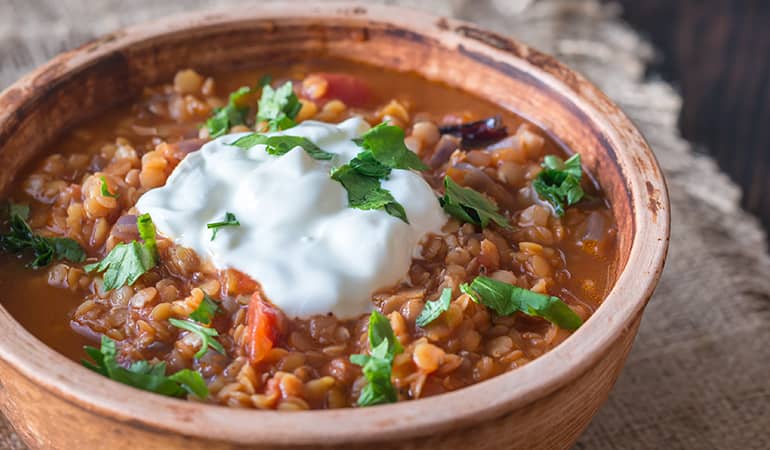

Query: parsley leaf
left=206, top=86, right=253, bottom=138
left=99, top=176, right=118, bottom=198
left=137, top=213, right=158, bottom=260
left=229, top=134, right=333, bottom=160
left=350, top=310, right=403, bottom=407
left=460, top=276, right=582, bottom=330
left=82, top=335, right=208, bottom=399
left=352, top=123, right=428, bottom=171
left=439, top=176, right=510, bottom=229
left=0, top=203, right=85, bottom=269
left=169, top=318, right=225, bottom=359
left=331, top=165, right=407, bottom=223
left=206, top=212, right=240, bottom=241
left=415, top=288, right=452, bottom=327
left=257, top=81, right=301, bottom=131
left=84, top=214, right=158, bottom=291
left=189, top=293, right=219, bottom=325
left=331, top=123, right=426, bottom=223
left=532, top=154, right=584, bottom=216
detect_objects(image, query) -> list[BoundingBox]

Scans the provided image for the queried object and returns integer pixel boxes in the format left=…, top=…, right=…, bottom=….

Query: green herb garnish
left=439, top=176, right=510, bottom=229
left=99, top=176, right=118, bottom=198
left=331, top=165, right=408, bottom=223
left=84, top=213, right=158, bottom=291
left=189, top=293, right=219, bottom=325
left=460, top=276, right=582, bottom=330
left=532, top=154, right=584, bottom=216
left=415, top=288, right=452, bottom=328
left=0, top=203, right=85, bottom=268
left=350, top=310, right=403, bottom=407
left=206, top=212, right=240, bottom=241
left=168, top=318, right=225, bottom=359
left=352, top=123, right=428, bottom=171
left=206, top=86, right=253, bottom=138
left=332, top=123, right=426, bottom=223
left=257, top=81, right=302, bottom=131
left=229, top=134, right=333, bottom=160
left=82, top=335, right=208, bottom=399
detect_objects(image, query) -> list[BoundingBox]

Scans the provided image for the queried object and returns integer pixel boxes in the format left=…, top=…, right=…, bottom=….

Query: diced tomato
left=302, top=73, right=372, bottom=108
left=225, top=269, right=259, bottom=296
left=246, top=291, right=281, bottom=364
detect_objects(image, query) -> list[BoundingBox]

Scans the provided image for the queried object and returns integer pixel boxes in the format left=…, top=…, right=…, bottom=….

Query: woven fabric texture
left=1, top=1, right=768, bottom=449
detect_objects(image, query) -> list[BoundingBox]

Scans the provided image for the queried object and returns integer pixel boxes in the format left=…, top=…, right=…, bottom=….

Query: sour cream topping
left=136, top=117, right=447, bottom=318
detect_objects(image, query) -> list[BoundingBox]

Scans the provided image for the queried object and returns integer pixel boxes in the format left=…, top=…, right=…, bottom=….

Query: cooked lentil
left=0, top=59, right=617, bottom=409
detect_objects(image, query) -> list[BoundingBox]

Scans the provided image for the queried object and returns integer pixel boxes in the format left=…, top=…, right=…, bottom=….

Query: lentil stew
left=0, top=58, right=618, bottom=410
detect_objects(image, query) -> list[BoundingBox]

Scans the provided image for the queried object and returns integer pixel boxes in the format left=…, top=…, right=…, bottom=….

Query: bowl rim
left=0, top=2, right=670, bottom=445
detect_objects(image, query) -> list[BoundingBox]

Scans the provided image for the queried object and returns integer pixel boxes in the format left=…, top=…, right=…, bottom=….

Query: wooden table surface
left=1, top=1, right=769, bottom=449
left=614, top=0, right=770, bottom=232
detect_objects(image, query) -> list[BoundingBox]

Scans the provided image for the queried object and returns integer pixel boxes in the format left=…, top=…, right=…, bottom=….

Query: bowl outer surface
left=0, top=2, right=669, bottom=447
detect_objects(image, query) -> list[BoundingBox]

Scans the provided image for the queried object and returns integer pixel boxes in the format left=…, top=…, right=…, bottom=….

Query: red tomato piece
left=246, top=291, right=281, bottom=364
left=302, top=73, right=372, bottom=108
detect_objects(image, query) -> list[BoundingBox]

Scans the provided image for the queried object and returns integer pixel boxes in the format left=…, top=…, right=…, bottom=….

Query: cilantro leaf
left=349, top=151, right=392, bottom=178
left=331, top=165, right=408, bottom=223
left=330, top=123, right=425, bottom=223
left=82, top=335, right=208, bottom=399
left=169, top=318, right=225, bottom=359
left=99, top=176, right=118, bottom=198
left=350, top=310, right=403, bottom=407
left=137, top=213, right=158, bottom=260
left=257, top=81, right=301, bottom=131
left=533, top=154, right=584, bottom=216
left=84, top=214, right=158, bottom=291
left=206, top=86, right=253, bottom=138
left=189, top=293, right=219, bottom=325
left=439, top=176, right=510, bottom=229
left=415, top=288, right=452, bottom=327
left=258, top=74, right=272, bottom=87
left=229, top=134, right=333, bottom=160
left=461, top=276, right=582, bottom=330
left=352, top=123, right=428, bottom=171
left=206, top=212, right=240, bottom=241
left=0, top=203, right=85, bottom=269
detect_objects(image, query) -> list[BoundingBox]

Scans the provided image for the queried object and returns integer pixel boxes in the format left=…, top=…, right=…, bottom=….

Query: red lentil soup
left=0, top=59, right=617, bottom=409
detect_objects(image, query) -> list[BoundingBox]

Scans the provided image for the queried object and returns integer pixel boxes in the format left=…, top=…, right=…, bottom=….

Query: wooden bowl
left=0, top=3, right=669, bottom=449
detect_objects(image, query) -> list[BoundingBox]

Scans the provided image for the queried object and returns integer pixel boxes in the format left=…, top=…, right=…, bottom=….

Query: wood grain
left=613, top=0, right=770, bottom=232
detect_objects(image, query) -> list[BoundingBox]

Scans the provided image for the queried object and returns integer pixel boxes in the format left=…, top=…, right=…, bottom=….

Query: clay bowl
left=0, top=3, right=669, bottom=449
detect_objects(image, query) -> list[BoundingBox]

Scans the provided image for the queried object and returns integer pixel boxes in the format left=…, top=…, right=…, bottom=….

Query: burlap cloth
left=1, top=0, right=768, bottom=448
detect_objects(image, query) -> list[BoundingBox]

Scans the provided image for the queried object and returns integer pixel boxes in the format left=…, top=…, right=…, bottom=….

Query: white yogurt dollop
left=136, top=117, right=447, bottom=318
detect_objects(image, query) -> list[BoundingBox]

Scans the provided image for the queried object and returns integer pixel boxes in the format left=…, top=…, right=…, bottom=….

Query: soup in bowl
left=0, top=4, right=668, bottom=449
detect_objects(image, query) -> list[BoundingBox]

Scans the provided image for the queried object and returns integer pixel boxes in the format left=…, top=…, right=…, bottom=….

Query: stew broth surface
left=0, top=59, right=617, bottom=409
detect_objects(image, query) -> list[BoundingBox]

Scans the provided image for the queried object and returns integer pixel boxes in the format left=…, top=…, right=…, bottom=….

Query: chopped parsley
left=532, top=154, right=584, bottom=216
left=189, top=293, right=219, bottom=325
left=439, top=176, right=510, bottom=229
left=332, top=123, right=427, bottom=223
left=84, top=213, right=158, bottom=291
left=229, top=134, right=333, bottom=160
left=82, top=335, right=208, bottom=399
left=461, top=276, right=582, bottom=330
left=205, top=86, right=253, bottom=138
left=415, top=288, right=452, bottom=327
left=350, top=310, right=403, bottom=407
left=206, top=212, right=240, bottom=241
left=257, top=81, right=302, bottom=131
left=169, top=318, right=225, bottom=359
left=0, top=203, right=85, bottom=269
left=352, top=123, right=428, bottom=171
left=331, top=165, right=408, bottom=223
left=99, top=176, right=118, bottom=198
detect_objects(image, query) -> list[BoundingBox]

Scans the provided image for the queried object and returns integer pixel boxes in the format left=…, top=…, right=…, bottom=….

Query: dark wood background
left=611, top=0, right=770, bottom=232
